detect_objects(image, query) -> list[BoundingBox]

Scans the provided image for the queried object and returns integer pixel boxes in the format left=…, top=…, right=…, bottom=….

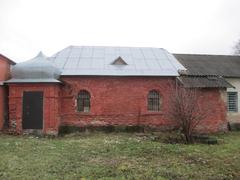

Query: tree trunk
left=184, top=132, right=193, bottom=144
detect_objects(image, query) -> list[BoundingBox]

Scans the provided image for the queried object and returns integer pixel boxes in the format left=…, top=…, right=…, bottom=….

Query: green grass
left=0, top=132, right=239, bottom=179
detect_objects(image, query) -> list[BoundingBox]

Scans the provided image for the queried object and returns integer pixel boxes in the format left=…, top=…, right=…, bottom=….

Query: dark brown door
left=22, top=91, right=43, bottom=129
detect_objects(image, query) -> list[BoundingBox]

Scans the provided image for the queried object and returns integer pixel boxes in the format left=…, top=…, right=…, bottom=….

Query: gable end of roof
left=0, top=54, right=16, bottom=65
left=111, top=56, right=128, bottom=65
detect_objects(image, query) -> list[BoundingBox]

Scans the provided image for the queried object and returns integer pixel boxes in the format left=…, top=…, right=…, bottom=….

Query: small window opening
left=148, top=90, right=161, bottom=111
left=77, top=90, right=91, bottom=112
left=227, top=92, right=238, bottom=112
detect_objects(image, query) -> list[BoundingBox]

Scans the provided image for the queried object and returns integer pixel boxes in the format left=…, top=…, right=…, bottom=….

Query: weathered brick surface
left=60, top=77, right=174, bottom=128
left=8, top=84, right=60, bottom=134
left=196, top=89, right=228, bottom=132
left=0, top=87, right=5, bottom=129
left=0, top=56, right=13, bottom=130
left=60, top=77, right=228, bottom=133
left=7, top=77, right=228, bottom=134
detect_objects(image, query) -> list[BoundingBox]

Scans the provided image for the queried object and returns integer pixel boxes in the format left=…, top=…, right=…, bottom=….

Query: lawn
left=0, top=132, right=239, bottom=179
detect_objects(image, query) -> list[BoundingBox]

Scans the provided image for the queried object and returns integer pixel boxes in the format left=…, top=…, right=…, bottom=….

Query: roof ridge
left=61, top=45, right=165, bottom=50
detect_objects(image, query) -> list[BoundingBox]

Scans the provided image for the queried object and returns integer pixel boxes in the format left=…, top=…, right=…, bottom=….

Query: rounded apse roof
left=7, top=52, right=61, bottom=83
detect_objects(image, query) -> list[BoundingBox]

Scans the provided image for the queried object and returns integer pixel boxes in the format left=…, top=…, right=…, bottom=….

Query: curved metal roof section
left=48, top=46, right=186, bottom=76
left=6, top=52, right=61, bottom=83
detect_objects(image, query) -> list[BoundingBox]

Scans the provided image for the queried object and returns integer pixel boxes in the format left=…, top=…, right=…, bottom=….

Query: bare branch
left=166, top=85, right=212, bottom=143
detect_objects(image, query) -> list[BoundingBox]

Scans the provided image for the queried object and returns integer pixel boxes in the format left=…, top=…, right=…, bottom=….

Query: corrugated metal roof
left=174, top=54, right=240, bottom=77
left=48, top=46, right=186, bottom=76
left=178, top=76, right=234, bottom=88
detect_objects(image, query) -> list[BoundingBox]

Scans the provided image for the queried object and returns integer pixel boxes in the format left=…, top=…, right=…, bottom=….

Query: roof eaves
left=0, top=54, right=16, bottom=65
left=178, top=75, right=234, bottom=88
left=4, top=78, right=61, bottom=84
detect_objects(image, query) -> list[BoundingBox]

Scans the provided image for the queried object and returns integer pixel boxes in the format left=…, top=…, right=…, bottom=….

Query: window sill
left=76, top=112, right=92, bottom=115
left=227, top=111, right=239, bottom=114
left=141, top=111, right=164, bottom=115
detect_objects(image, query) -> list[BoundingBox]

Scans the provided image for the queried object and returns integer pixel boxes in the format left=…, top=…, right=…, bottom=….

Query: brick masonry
left=7, top=76, right=228, bottom=134
left=0, top=55, right=14, bottom=130
left=195, top=89, right=228, bottom=132
left=8, top=83, right=60, bottom=134
left=60, top=76, right=228, bottom=133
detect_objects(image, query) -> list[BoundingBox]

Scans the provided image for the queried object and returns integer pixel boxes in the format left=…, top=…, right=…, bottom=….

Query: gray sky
left=0, top=0, right=240, bottom=62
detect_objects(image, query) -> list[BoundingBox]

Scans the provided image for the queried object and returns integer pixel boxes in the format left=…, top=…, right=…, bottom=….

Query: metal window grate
left=77, top=90, right=91, bottom=112
left=227, top=92, right=238, bottom=112
left=148, top=90, right=160, bottom=111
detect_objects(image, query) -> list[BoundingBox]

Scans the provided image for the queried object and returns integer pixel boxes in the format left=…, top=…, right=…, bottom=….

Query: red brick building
left=0, top=54, right=15, bottom=130
left=5, top=46, right=230, bottom=134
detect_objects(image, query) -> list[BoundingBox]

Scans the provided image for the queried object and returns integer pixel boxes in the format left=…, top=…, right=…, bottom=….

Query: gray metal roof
left=178, top=76, right=234, bottom=88
left=48, top=46, right=186, bottom=76
left=6, top=79, right=60, bottom=83
left=5, top=52, right=61, bottom=83
left=174, top=54, right=240, bottom=77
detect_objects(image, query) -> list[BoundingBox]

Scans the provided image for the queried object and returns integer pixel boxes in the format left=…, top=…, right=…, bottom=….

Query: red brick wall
left=60, top=77, right=175, bottom=128
left=0, top=56, right=12, bottom=130
left=0, top=87, right=6, bottom=129
left=60, top=76, right=228, bottom=133
left=196, top=89, right=228, bottom=132
left=0, top=57, right=12, bottom=81
left=8, top=83, right=60, bottom=134
left=7, top=77, right=228, bottom=134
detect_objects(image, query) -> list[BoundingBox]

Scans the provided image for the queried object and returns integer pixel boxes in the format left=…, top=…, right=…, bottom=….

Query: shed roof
left=48, top=46, right=186, bottom=76
left=178, top=76, right=234, bottom=88
left=174, top=54, right=240, bottom=77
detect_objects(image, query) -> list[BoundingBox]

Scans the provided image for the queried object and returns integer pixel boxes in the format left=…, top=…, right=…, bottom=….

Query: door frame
left=22, top=91, right=44, bottom=130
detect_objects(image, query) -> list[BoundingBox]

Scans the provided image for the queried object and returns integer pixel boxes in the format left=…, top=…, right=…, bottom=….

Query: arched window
left=77, top=90, right=91, bottom=112
left=148, top=90, right=161, bottom=111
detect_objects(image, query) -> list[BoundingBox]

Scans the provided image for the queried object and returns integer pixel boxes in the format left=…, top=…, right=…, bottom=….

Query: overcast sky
left=0, top=0, right=240, bottom=62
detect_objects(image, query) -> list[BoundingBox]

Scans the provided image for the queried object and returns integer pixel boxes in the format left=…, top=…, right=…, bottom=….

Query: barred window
left=227, top=92, right=238, bottom=112
left=77, top=90, right=91, bottom=112
left=148, top=90, right=161, bottom=111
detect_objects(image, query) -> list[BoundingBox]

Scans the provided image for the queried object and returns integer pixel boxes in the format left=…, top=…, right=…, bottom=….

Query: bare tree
left=167, top=86, right=211, bottom=144
left=233, top=39, right=240, bottom=55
